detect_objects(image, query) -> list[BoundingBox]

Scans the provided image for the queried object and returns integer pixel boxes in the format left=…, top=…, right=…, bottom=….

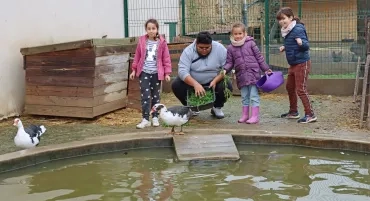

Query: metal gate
left=124, top=0, right=370, bottom=78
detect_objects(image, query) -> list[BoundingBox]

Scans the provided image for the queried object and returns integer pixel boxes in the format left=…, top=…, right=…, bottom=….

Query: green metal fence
left=124, top=0, right=370, bottom=78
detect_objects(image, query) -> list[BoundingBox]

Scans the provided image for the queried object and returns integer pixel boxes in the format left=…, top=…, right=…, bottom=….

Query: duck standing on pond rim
left=150, top=103, right=193, bottom=135
left=13, top=118, right=46, bottom=149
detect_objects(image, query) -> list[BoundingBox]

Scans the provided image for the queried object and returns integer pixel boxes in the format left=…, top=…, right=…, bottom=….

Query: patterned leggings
left=139, top=72, right=161, bottom=120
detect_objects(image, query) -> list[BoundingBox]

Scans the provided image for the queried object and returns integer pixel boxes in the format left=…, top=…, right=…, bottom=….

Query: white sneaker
left=152, top=117, right=160, bottom=127
left=136, top=118, right=150, bottom=129
left=192, top=111, right=200, bottom=116
left=190, top=109, right=200, bottom=116
left=211, top=107, right=224, bottom=119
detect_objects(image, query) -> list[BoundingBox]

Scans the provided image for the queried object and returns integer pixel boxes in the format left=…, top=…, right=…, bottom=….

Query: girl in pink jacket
left=129, top=18, right=172, bottom=129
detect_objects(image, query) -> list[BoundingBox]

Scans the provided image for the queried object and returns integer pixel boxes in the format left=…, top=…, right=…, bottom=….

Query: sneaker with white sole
left=297, top=114, right=317, bottom=123
left=136, top=118, right=151, bottom=129
left=152, top=117, right=160, bottom=127
left=211, top=107, right=224, bottom=119
left=281, top=111, right=300, bottom=119
left=190, top=109, right=200, bottom=116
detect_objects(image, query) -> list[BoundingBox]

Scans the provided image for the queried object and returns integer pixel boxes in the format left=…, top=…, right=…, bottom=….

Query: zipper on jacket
left=240, top=46, right=246, bottom=67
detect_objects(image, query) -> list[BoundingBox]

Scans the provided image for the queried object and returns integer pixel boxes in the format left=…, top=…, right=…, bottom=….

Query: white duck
left=150, top=103, right=193, bottom=135
left=13, top=118, right=46, bottom=149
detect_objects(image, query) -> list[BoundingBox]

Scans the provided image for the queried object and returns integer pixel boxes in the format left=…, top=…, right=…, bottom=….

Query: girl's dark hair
left=145, top=18, right=159, bottom=38
left=196, top=31, right=213, bottom=44
left=276, top=7, right=303, bottom=25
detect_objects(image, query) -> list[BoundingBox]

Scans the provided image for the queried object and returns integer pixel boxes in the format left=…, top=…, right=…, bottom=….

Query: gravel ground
left=0, top=93, right=367, bottom=154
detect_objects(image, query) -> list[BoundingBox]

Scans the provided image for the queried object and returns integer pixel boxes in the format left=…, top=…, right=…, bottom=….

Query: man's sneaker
left=211, top=107, right=224, bottom=119
left=297, top=115, right=317, bottom=123
left=192, top=111, right=200, bottom=116
left=152, top=117, right=160, bottom=127
left=190, top=109, right=200, bottom=116
left=136, top=118, right=151, bottom=129
left=281, top=111, right=300, bottom=119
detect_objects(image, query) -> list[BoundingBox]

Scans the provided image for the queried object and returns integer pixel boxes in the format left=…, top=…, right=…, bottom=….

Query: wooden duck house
left=21, top=38, right=138, bottom=118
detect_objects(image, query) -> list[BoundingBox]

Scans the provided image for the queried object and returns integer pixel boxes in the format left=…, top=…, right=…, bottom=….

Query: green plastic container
left=186, top=86, right=215, bottom=111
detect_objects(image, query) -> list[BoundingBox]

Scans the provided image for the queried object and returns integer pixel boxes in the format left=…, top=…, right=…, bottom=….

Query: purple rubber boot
left=246, top=106, right=259, bottom=124
left=238, top=106, right=249, bottom=123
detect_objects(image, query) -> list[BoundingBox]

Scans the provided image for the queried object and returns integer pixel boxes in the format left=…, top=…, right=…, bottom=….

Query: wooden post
left=365, top=19, right=370, bottom=129
left=353, top=57, right=361, bottom=102
left=360, top=55, right=369, bottom=128
left=368, top=18, right=370, bottom=55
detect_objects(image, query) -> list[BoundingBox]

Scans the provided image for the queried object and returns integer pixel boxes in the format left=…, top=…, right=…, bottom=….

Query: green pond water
left=0, top=145, right=369, bottom=201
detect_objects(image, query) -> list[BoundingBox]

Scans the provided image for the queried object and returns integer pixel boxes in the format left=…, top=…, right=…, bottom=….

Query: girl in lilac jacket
left=224, top=23, right=271, bottom=124
left=129, top=19, right=172, bottom=129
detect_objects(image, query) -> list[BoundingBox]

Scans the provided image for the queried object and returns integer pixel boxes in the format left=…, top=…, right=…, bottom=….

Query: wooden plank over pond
left=173, top=134, right=240, bottom=161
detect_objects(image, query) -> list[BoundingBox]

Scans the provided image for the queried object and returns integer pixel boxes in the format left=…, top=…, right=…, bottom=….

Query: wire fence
left=124, top=0, right=370, bottom=78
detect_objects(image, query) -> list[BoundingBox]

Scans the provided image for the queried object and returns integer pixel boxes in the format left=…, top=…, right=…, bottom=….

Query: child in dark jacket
left=277, top=7, right=317, bottom=123
left=224, top=23, right=271, bottom=124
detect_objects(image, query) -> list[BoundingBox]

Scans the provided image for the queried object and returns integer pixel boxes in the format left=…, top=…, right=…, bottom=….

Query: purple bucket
left=256, top=71, right=284, bottom=92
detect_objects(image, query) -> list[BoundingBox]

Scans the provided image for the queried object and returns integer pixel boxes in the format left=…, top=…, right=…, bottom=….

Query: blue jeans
left=240, top=85, right=260, bottom=107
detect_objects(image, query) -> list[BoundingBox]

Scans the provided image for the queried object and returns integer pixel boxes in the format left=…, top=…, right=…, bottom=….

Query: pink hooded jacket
left=131, top=34, right=172, bottom=80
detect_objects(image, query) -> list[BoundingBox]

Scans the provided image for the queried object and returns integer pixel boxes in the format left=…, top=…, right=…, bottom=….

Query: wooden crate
left=162, top=42, right=192, bottom=93
left=127, top=53, right=141, bottom=110
left=21, top=38, right=138, bottom=118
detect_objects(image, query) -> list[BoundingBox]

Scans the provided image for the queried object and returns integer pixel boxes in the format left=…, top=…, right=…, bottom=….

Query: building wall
left=0, top=0, right=124, bottom=120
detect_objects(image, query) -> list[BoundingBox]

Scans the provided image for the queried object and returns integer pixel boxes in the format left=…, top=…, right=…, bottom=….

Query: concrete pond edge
left=1, top=128, right=369, bottom=173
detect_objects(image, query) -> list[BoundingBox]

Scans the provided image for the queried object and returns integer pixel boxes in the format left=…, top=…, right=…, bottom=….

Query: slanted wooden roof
left=20, top=37, right=138, bottom=56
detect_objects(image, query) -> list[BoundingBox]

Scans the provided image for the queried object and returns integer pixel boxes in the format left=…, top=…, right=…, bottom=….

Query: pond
left=0, top=145, right=369, bottom=201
